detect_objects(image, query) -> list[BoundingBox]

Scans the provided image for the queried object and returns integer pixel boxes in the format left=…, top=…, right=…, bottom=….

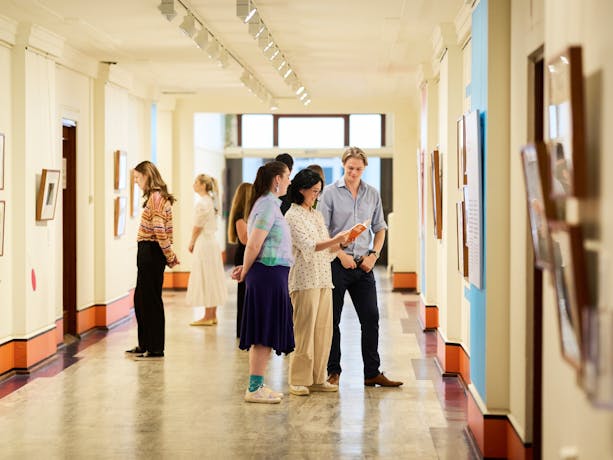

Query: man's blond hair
left=341, top=146, right=368, bottom=166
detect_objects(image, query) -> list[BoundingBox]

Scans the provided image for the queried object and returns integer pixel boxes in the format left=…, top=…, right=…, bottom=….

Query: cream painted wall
left=539, top=0, right=613, bottom=457
left=460, top=39, right=471, bottom=351
left=56, top=65, right=95, bottom=313
left=0, top=43, right=12, bottom=341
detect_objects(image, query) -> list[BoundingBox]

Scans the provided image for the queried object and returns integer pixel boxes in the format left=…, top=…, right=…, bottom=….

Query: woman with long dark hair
left=231, top=161, right=294, bottom=403
left=127, top=161, right=179, bottom=360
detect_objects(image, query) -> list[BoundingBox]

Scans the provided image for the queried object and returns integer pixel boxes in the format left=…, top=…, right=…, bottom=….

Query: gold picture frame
left=114, top=196, right=127, bottom=237
left=114, top=150, right=128, bottom=190
left=430, top=149, right=442, bottom=239
left=36, top=169, right=61, bottom=221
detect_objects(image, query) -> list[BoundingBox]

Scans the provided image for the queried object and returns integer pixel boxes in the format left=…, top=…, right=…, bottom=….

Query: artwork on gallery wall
left=549, top=222, right=588, bottom=370
left=456, top=200, right=468, bottom=277
left=0, top=200, right=5, bottom=256
left=582, top=308, right=613, bottom=409
left=464, top=110, right=482, bottom=289
left=456, top=115, right=466, bottom=188
left=130, top=169, right=141, bottom=217
left=114, top=150, right=128, bottom=190
left=430, top=149, right=442, bottom=239
left=520, top=142, right=555, bottom=269
left=114, top=196, right=127, bottom=237
left=0, top=132, right=4, bottom=190
left=36, top=169, right=61, bottom=221
left=545, top=46, right=586, bottom=198
left=417, top=149, right=425, bottom=238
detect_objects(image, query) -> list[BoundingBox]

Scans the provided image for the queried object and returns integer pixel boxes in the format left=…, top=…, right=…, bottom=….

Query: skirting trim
left=392, top=271, right=417, bottom=291
left=418, top=296, right=439, bottom=330
left=76, top=289, right=135, bottom=335
left=162, top=271, right=190, bottom=290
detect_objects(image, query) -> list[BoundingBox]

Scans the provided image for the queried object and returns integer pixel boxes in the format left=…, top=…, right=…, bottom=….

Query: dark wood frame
left=0, top=200, right=5, bottom=256
left=549, top=221, right=587, bottom=370
left=114, top=196, right=127, bottom=237
left=430, top=149, right=442, bottom=239
left=545, top=46, right=586, bottom=198
left=114, top=150, right=128, bottom=190
left=36, top=169, right=61, bottom=221
left=457, top=115, right=466, bottom=188
left=520, top=142, right=555, bottom=269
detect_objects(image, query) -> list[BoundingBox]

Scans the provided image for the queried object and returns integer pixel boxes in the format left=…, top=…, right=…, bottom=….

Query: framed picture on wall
left=430, top=149, right=442, bottom=239
left=0, top=200, right=5, bottom=256
left=114, top=150, right=128, bottom=190
left=456, top=200, right=468, bottom=276
left=36, top=169, right=61, bottom=221
left=546, top=46, right=586, bottom=198
left=0, top=132, right=5, bottom=190
left=114, top=196, right=127, bottom=237
left=456, top=116, right=466, bottom=188
left=520, top=143, right=555, bottom=269
left=549, top=221, right=588, bottom=370
left=130, top=169, right=140, bottom=217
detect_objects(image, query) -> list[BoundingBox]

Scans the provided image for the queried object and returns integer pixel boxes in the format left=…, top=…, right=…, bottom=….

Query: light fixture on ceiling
left=158, top=0, right=177, bottom=21
left=179, top=13, right=197, bottom=37
left=194, top=30, right=209, bottom=49
left=236, top=0, right=311, bottom=105
left=205, top=39, right=220, bottom=60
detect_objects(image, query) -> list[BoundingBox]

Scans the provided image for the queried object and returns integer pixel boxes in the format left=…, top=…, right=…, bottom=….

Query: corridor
left=0, top=270, right=476, bottom=459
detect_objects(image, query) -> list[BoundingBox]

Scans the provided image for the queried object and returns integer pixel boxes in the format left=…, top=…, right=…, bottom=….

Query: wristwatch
left=368, top=250, right=380, bottom=259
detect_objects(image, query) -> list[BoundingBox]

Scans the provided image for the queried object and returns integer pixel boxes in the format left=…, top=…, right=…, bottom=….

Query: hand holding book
left=347, top=219, right=371, bottom=242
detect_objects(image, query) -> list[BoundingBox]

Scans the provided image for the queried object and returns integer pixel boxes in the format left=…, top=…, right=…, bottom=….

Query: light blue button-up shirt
left=318, top=178, right=387, bottom=257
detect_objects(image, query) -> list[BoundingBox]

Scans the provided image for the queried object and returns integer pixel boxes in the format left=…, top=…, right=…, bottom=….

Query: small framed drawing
left=114, top=150, right=128, bottom=190
left=36, top=169, right=61, bottom=221
left=549, top=222, right=588, bottom=370
left=0, top=132, right=5, bottom=190
left=456, top=116, right=466, bottom=188
left=520, top=143, right=554, bottom=268
left=546, top=46, right=586, bottom=198
left=114, top=196, right=127, bottom=237
left=130, top=169, right=140, bottom=217
left=456, top=200, right=468, bottom=276
left=430, top=149, right=443, bottom=239
left=0, top=201, right=5, bottom=256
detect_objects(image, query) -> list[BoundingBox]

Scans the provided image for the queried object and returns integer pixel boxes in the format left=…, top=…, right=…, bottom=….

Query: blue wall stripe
left=469, top=0, right=488, bottom=401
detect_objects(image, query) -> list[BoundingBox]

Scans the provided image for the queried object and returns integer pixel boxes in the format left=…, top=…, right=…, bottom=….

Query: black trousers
left=134, top=241, right=166, bottom=353
left=327, top=258, right=381, bottom=379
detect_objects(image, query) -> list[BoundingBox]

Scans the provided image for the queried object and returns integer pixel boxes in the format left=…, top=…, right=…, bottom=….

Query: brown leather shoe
left=364, top=373, right=403, bottom=387
left=327, top=373, right=340, bottom=386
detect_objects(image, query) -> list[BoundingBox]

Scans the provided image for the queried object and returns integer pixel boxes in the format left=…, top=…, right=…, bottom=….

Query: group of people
left=126, top=147, right=402, bottom=403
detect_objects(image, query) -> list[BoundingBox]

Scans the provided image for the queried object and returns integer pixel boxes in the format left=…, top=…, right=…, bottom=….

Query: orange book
left=347, top=219, right=370, bottom=242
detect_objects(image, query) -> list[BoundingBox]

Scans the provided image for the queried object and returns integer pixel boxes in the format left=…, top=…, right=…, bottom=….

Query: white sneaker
left=289, top=385, right=310, bottom=396
left=244, top=386, right=282, bottom=404
left=309, top=381, right=338, bottom=392
left=261, top=385, right=283, bottom=399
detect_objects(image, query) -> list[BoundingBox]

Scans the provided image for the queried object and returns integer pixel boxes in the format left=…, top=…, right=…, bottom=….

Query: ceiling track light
left=158, top=0, right=177, bottom=21
left=194, top=30, right=209, bottom=49
left=236, top=0, right=311, bottom=105
left=179, top=13, right=197, bottom=37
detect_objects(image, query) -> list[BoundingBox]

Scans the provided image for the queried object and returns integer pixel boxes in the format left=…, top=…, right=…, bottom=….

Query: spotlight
left=194, top=30, right=209, bottom=49
left=217, top=49, right=230, bottom=68
left=295, top=86, right=305, bottom=95
left=179, top=14, right=197, bottom=38
left=269, top=99, right=279, bottom=111
left=303, top=99, right=311, bottom=106
left=158, top=0, right=177, bottom=21
left=206, top=40, right=220, bottom=59
left=237, top=0, right=257, bottom=23
left=283, top=67, right=293, bottom=79
left=248, top=17, right=265, bottom=38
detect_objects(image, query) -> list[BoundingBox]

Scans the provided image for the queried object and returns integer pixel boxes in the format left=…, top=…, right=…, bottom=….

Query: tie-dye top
left=137, top=191, right=177, bottom=265
left=247, top=192, right=293, bottom=267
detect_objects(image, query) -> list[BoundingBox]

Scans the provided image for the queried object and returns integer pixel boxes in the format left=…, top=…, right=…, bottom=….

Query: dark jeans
left=134, top=241, right=166, bottom=353
left=327, top=258, right=380, bottom=379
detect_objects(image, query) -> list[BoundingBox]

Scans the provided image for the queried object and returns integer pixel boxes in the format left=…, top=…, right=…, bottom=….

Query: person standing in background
left=128, top=161, right=179, bottom=360
left=275, top=153, right=294, bottom=215
left=232, top=161, right=294, bottom=404
left=187, top=174, right=227, bottom=326
left=227, top=182, right=253, bottom=338
left=318, top=147, right=403, bottom=387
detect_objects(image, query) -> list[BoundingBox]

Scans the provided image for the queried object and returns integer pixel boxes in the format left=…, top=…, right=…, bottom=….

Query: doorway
left=62, top=120, right=77, bottom=338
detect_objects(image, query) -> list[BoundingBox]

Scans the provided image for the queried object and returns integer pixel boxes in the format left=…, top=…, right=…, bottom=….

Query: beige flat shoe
left=189, top=319, right=216, bottom=326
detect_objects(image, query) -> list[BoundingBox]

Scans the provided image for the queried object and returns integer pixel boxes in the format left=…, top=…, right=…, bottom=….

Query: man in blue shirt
left=318, top=147, right=403, bottom=387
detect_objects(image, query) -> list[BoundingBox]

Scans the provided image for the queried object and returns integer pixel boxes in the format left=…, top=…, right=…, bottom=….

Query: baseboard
left=435, top=330, right=471, bottom=385
left=163, top=271, right=190, bottom=290
left=418, top=296, right=439, bottom=330
left=76, top=289, right=135, bottom=335
left=392, top=271, right=417, bottom=291
left=0, top=327, right=58, bottom=375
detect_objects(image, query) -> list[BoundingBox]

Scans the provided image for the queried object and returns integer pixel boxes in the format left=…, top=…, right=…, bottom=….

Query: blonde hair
left=227, top=182, right=253, bottom=244
left=195, top=174, right=220, bottom=215
left=134, top=161, right=176, bottom=205
left=341, top=146, right=368, bottom=166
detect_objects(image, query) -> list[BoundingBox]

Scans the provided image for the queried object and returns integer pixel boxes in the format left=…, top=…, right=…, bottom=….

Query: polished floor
left=0, top=269, right=477, bottom=459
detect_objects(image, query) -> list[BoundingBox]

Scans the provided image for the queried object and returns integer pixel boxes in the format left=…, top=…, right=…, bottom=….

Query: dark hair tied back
left=288, top=168, right=324, bottom=206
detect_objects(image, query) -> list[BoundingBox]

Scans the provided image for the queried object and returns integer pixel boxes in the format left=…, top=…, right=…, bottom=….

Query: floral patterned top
left=285, top=203, right=337, bottom=293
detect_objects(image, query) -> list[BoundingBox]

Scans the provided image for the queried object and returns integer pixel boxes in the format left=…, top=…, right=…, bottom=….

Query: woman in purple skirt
left=231, top=161, right=294, bottom=404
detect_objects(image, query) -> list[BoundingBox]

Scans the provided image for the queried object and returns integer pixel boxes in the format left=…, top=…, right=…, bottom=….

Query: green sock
left=249, top=375, right=264, bottom=392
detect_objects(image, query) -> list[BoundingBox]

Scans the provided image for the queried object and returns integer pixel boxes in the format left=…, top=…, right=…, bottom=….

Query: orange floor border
left=418, top=297, right=439, bottom=330
left=55, top=318, right=63, bottom=345
left=163, top=271, right=190, bottom=290
left=392, top=272, right=417, bottom=290
left=435, top=331, right=471, bottom=385
left=76, top=289, right=135, bottom=335
left=0, top=328, right=58, bottom=375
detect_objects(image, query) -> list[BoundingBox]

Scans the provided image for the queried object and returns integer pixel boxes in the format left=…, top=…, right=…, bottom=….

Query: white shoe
left=261, top=385, right=283, bottom=399
left=289, top=385, right=310, bottom=396
left=309, top=381, right=338, bottom=392
left=244, top=386, right=282, bottom=404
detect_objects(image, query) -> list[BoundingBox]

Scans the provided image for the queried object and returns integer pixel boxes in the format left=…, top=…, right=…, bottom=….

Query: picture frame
left=36, top=169, right=61, bottom=221
left=464, top=109, right=483, bottom=289
left=456, top=115, right=466, bottom=188
left=430, top=149, right=442, bottom=239
left=546, top=46, right=586, bottom=198
left=114, top=196, right=127, bottom=237
left=0, top=201, right=5, bottom=256
left=456, top=200, right=468, bottom=277
left=549, top=222, right=588, bottom=370
left=114, top=150, right=128, bottom=190
left=130, top=169, right=140, bottom=217
left=520, top=142, right=555, bottom=269
left=582, top=309, right=613, bottom=409
left=0, top=132, right=5, bottom=190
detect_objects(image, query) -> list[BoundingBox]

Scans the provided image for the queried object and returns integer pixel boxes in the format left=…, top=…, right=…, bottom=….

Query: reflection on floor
left=0, top=269, right=477, bottom=459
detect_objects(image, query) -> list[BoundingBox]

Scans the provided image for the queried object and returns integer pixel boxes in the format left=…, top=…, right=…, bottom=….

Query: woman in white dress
left=187, top=174, right=227, bottom=326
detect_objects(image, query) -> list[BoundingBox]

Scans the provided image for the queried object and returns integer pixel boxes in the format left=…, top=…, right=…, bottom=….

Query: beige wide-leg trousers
left=289, top=288, right=333, bottom=386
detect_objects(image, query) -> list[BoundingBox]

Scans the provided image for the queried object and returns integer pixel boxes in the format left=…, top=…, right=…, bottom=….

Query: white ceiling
left=1, top=0, right=464, bottom=105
